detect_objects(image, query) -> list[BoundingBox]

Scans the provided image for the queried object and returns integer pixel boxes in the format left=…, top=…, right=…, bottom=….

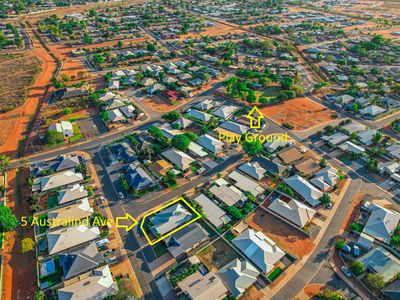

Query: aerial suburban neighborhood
left=2, top=0, right=400, bottom=300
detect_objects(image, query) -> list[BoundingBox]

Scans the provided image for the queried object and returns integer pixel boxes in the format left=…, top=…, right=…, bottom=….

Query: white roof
left=239, top=162, right=266, bottom=181
left=232, top=229, right=285, bottom=273
left=187, top=109, right=212, bottom=122
left=58, top=184, right=88, bottom=205
left=33, top=171, right=83, bottom=192
left=284, top=175, right=323, bottom=207
left=363, top=203, right=400, bottom=244
left=197, top=134, right=224, bottom=154
left=342, top=122, right=366, bottom=134
left=228, top=171, right=265, bottom=197
left=268, top=199, right=316, bottom=228
left=194, top=194, right=230, bottom=227
left=212, top=105, right=238, bottom=119
left=161, top=148, right=195, bottom=170
left=360, top=105, right=386, bottom=116
left=338, top=141, right=365, bottom=154
left=188, top=142, right=208, bottom=157
left=109, top=109, right=126, bottom=122
left=219, top=121, right=249, bottom=135
left=310, top=166, right=339, bottom=191
left=47, top=198, right=93, bottom=229
left=357, top=129, right=377, bottom=146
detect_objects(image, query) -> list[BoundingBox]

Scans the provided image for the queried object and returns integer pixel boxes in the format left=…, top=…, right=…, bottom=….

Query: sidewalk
left=263, top=178, right=352, bottom=299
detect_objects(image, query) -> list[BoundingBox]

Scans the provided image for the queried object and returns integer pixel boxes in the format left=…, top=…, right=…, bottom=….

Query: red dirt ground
left=260, top=97, right=334, bottom=131
left=2, top=169, right=37, bottom=300
left=246, top=208, right=315, bottom=258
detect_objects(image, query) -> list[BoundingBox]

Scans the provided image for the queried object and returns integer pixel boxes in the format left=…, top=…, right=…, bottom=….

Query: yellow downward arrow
left=116, top=213, right=138, bottom=231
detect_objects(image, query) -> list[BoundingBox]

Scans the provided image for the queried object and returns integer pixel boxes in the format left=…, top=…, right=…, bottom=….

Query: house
left=252, top=156, right=287, bottom=175
left=219, top=121, right=249, bottom=135
left=108, top=80, right=120, bottom=90
left=49, top=121, right=74, bottom=138
left=360, top=105, right=386, bottom=117
left=310, top=166, right=339, bottom=191
left=383, top=280, right=400, bottom=300
left=359, top=246, right=400, bottom=283
left=378, top=161, right=400, bottom=175
left=163, top=62, right=177, bottom=70
left=264, top=137, right=293, bottom=152
left=140, top=77, right=157, bottom=87
left=148, top=159, right=173, bottom=177
left=212, top=105, right=238, bottom=119
left=47, top=198, right=93, bottom=229
left=197, top=134, right=224, bottom=154
left=59, top=87, right=88, bottom=100
left=341, top=122, right=366, bottom=134
left=363, top=202, right=400, bottom=244
left=194, top=194, right=231, bottom=227
left=110, top=142, right=137, bottom=163
left=357, top=128, right=377, bottom=146
left=161, top=148, right=195, bottom=171
left=209, top=182, right=246, bottom=206
left=124, top=164, right=156, bottom=192
left=189, top=78, right=204, bottom=86
left=188, top=142, right=208, bottom=158
left=386, top=144, right=400, bottom=160
left=177, top=271, right=228, bottom=300
left=172, top=117, right=193, bottom=129
left=30, top=155, right=81, bottom=177
left=150, top=203, right=193, bottom=236
left=277, top=147, right=303, bottom=164
left=217, top=259, right=260, bottom=298
left=58, top=184, right=88, bottom=205
left=321, top=132, right=349, bottom=146
left=147, top=83, right=166, bottom=94
left=59, top=241, right=104, bottom=279
left=109, top=109, right=126, bottom=122
left=58, top=265, right=118, bottom=300
left=232, top=228, right=285, bottom=273
left=284, top=175, right=323, bottom=207
left=187, top=109, right=212, bottom=122
left=179, top=73, right=193, bottom=81
left=103, top=98, right=125, bottom=111
left=32, top=171, right=84, bottom=192
left=194, top=99, right=220, bottom=111
left=228, top=171, right=265, bottom=197
left=268, top=198, right=316, bottom=228
left=338, top=141, right=365, bottom=155
left=47, top=225, right=100, bottom=255
left=239, top=162, right=266, bottom=181
left=357, top=232, right=375, bottom=250
left=120, top=105, right=136, bottom=118
left=165, top=223, right=209, bottom=257
left=293, top=157, right=320, bottom=177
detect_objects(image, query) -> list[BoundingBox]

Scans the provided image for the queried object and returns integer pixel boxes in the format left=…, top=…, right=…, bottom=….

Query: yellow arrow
left=116, top=213, right=138, bottom=232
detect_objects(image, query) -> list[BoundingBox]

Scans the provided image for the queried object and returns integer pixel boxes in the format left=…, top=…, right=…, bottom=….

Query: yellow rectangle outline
left=140, top=197, right=202, bottom=246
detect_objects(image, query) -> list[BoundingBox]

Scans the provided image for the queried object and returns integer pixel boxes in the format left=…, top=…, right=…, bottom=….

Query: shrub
left=350, top=260, right=365, bottom=276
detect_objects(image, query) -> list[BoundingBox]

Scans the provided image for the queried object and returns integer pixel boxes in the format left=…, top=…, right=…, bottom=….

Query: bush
left=282, top=122, right=294, bottom=129
left=349, top=222, right=363, bottom=232
left=334, top=238, right=345, bottom=250
left=0, top=204, right=18, bottom=232
left=365, top=273, right=385, bottom=291
left=21, top=238, right=35, bottom=253
left=350, top=260, right=365, bottom=275
left=317, top=289, right=345, bottom=300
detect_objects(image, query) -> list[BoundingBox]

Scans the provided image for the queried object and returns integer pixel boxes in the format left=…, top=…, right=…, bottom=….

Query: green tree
left=0, top=154, right=10, bottom=173
left=21, top=237, right=35, bottom=253
left=34, top=291, right=45, bottom=300
left=226, top=206, right=243, bottom=220
left=320, top=193, right=331, bottom=204
left=184, top=132, right=198, bottom=142
left=147, top=43, right=157, bottom=52
left=62, top=107, right=72, bottom=115
left=171, top=134, right=191, bottom=151
left=162, top=111, right=180, bottom=121
left=350, top=103, right=359, bottom=113
left=365, top=273, right=385, bottom=291
left=0, top=204, right=18, bottom=232
left=319, top=158, right=327, bottom=168
left=242, top=139, right=263, bottom=156
left=334, top=238, right=345, bottom=250
left=350, top=260, right=365, bottom=276
left=373, top=131, right=382, bottom=143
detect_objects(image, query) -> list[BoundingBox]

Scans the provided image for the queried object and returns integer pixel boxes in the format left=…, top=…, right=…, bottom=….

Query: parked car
left=326, top=203, right=333, bottom=209
left=118, top=192, right=125, bottom=199
left=341, top=266, right=352, bottom=278
left=353, top=245, right=360, bottom=256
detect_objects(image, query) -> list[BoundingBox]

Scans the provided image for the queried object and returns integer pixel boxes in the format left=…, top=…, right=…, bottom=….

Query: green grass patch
left=47, top=194, right=58, bottom=209
left=153, top=242, right=168, bottom=257
left=224, top=230, right=236, bottom=241
left=69, top=123, right=83, bottom=143
left=267, top=267, right=283, bottom=282
left=38, top=214, right=48, bottom=234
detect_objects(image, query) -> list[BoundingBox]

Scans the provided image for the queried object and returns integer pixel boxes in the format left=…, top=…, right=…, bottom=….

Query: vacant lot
left=260, top=97, right=334, bottom=131
left=197, top=238, right=240, bottom=272
left=246, top=208, right=315, bottom=258
left=0, top=53, right=41, bottom=112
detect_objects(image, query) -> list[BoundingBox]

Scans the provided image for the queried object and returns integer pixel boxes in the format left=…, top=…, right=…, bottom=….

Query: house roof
left=194, top=99, right=220, bottom=111
left=360, top=105, right=386, bottom=116
left=294, top=157, right=320, bottom=176
left=232, top=228, right=285, bottom=273
left=341, top=122, right=366, bottom=134
left=197, top=134, right=224, bottom=154
left=33, top=171, right=84, bottom=192
left=338, top=141, right=365, bottom=154
left=228, top=171, right=265, bottom=197
left=277, top=147, right=303, bottom=164
left=172, top=117, right=193, bottom=129
left=310, top=166, right=339, bottom=191
left=47, top=198, right=93, bottom=229
left=161, top=148, right=195, bottom=170
left=124, top=164, right=155, bottom=191
left=187, top=109, right=212, bottom=122
left=322, top=132, right=349, bottom=146
left=209, top=184, right=244, bottom=206
left=252, top=156, right=286, bottom=174
left=150, top=203, right=192, bottom=236
left=31, top=155, right=80, bottom=177
left=357, top=128, right=377, bottom=146
left=110, top=142, right=137, bottom=163
left=268, top=198, right=316, bottom=228
left=148, top=159, right=173, bottom=176
left=212, top=105, right=238, bottom=119
left=359, top=246, right=400, bottom=282
left=109, top=108, right=126, bottom=122
left=383, top=279, right=400, bottom=300
left=284, top=175, right=323, bottom=207
left=194, top=194, right=230, bottom=227
left=239, top=162, right=266, bottom=181
left=59, top=241, right=104, bottom=280
left=219, top=121, right=249, bottom=135
left=58, top=184, right=88, bottom=205
left=177, top=271, right=228, bottom=300
left=217, top=259, right=260, bottom=297
left=165, top=223, right=209, bottom=257
left=188, top=142, right=208, bottom=157
left=47, top=225, right=100, bottom=255
left=363, top=203, right=400, bottom=244
left=58, top=265, right=118, bottom=300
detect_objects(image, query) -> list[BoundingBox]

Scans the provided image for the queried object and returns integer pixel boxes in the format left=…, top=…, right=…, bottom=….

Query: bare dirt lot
left=260, top=97, right=334, bottom=131
left=142, top=95, right=182, bottom=113
left=178, top=21, right=244, bottom=39
left=246, top=208, right=315, bottom=258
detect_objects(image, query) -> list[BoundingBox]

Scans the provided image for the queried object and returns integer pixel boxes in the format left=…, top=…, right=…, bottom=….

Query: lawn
left=38, top=214, right=49, bottom=234
left=69, top=123, right=84, bottom=143
left=267, top=267, right=283, bottom=282
left=47, top=194, right=58, bottom=209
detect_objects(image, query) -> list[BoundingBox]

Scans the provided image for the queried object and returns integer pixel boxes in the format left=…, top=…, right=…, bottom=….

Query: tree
left=350, top=103, right=359, bottom=113
left=373, top=131, right=382, bottom=143
left=365, top=273, right=385, bottom=291
left=34, top=291, right=45, bottom=300
left=319, top=158, right=327, bottom=168
left=350, top=260, right=365, bottom=276
left=184, top=132, right=198, bottom=142
left=366, top=157, right=378, bottom=172
left=0, top=204, right=18, bottom=232
left=100, top=111, right=110, bottom=123
left=0, top=154, right=10, bottom=173
left=226, top=206, right=243, bottom=220
left=45, top=130, right=65, bottom=145
left=162, top=111, right=180, bottom=121
left=320, top=193, right=331, bottom=204
left=147, top=43, right=157, bottom=52
left=334, top=238, right=345, bottom=250
left=317, top=289, right=344, bottom=300
left=246, top=90, right=257, bottom=103
left=62, top=107, right=72, bottom=115
left=242, top=139, right=263, bottom=156
left=171, top=134, right=191, bottom=151
left=21, top=237, right=35, bottom=253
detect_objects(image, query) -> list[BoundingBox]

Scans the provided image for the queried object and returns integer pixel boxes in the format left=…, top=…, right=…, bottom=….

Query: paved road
left=271, top=178, right=362, bottom=300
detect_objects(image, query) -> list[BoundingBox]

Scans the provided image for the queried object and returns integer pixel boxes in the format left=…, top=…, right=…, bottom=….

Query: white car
left=118, top=192, right=125, bottom=199
left=341, top=266, right=352, bottom=278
